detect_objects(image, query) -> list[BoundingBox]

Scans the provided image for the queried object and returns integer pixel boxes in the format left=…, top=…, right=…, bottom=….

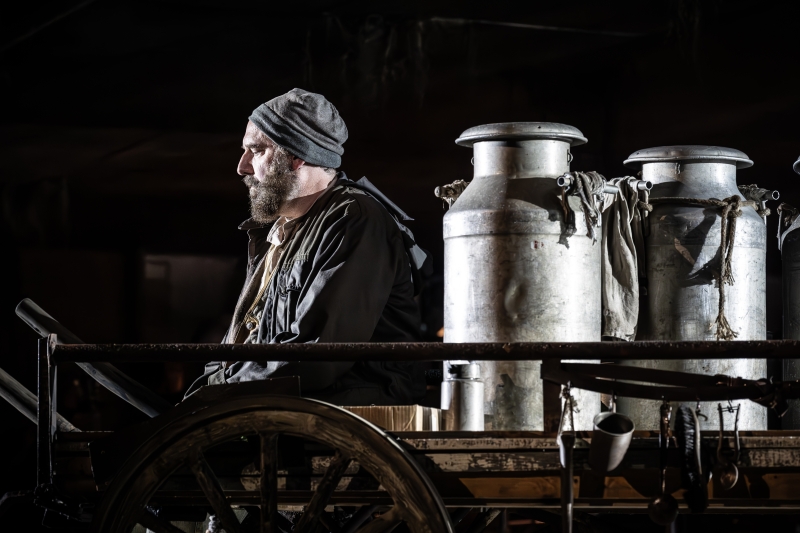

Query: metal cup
left=589, top=411, right=635, bottom=473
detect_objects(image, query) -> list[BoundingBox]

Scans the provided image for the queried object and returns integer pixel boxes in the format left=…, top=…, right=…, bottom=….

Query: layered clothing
left=186, top=173, right=428, bottom=405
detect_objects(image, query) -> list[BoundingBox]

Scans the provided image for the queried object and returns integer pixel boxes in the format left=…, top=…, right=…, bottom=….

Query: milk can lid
left=455, top=122, right=588, bottom=147
left=794, top=156, right=800, bottom=175
left=623, top=145, right=753, bottom=169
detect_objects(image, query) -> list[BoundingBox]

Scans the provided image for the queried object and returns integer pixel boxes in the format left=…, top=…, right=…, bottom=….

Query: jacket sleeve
left=264, top=197, right=401, bottom=389
left=183, top=361, right=223, bottom=398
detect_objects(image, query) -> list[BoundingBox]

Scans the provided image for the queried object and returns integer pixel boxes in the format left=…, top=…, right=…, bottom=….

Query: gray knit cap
left=248, top=88, right=348, bottom=169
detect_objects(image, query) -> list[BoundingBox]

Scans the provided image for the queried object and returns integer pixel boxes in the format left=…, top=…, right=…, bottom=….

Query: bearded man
left=186, top=89, right=428, bottom=405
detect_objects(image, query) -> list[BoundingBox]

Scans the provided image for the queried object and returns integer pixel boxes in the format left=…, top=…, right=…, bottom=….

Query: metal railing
left=51, top=339, right=800, bottom=363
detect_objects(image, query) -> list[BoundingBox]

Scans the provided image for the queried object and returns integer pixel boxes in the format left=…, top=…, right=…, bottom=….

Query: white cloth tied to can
left=600, top=176, right=650, bottom=342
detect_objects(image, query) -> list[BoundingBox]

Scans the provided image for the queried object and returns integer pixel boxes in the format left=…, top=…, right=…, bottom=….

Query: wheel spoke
left=92, top=395, right=452, bottom=533
left=353, top=508, right=402, bottom=533
left=320, top=512, right=342, bottom=533
left=449, top=508, right=472, bottom=527
left=137, top=509, right=189, bottom=533
left=463, top=508, right=501, bottom=533
left=190, top=453, right=241, bottom=533
left=340, top=505, right=378, bottom=533
left=260, top=433, right=279, bottom=533
left=294, top=450, right=352, bottom=533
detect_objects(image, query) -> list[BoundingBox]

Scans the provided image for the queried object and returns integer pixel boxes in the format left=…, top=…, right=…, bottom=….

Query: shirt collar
left=265, top=216, right=296, bottom=246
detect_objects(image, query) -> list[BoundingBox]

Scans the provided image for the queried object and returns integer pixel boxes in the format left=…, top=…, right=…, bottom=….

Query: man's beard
left=243, top=149, right=298, bottom=224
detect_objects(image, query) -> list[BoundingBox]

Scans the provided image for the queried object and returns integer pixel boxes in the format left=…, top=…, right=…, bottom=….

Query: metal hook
left=695, top=401, right=708, bottom=421
left=697, top=411, right=708, bottom=421
left=470, top=157, right=474, bottom=166
left=675, top=162, right=681, bottom=175
left=567, top=150, right=573, bottom=163
left=716, top=402, right=741, bottom=489
left=659, top=400, right=672, bottom=445
left=732, top=403, right=741, bottom=461
left=717, top=403, right=726, bottom=461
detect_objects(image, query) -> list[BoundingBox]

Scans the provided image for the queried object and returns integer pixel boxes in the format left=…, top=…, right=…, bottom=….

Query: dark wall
left=1, top=0, right=799, bottom=526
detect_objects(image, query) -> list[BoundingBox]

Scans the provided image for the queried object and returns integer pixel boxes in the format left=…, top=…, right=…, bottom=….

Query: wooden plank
left=399, top=435, right=582, bottom=451
left=740, top=448, right=800, bottom=468
left=600, top=476, right=650, bottom=499
left=458, top=476, right=579, bottom=499
left=746, top=472, right=800, bottom=498
left=343, top=405, right=441, bottom=431
left=397, top=432, right=800, bottom=451
left=421, top=451, right=575, bottom=472
left=144, top=485, right=800, bottom=508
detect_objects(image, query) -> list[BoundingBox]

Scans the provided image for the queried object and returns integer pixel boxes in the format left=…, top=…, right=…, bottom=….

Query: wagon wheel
left=90, top=382, right=452, bottom=533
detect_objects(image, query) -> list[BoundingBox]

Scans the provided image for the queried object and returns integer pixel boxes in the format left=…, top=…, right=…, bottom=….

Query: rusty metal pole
left=51, top=340, right=800, bottom=363
left=17, top=298, right=171, bottom=417
left=36, top=336, right=56, bottom=487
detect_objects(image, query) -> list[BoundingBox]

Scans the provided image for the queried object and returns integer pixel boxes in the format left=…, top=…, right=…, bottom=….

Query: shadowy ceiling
left=1, top=0, right=799, bottom=306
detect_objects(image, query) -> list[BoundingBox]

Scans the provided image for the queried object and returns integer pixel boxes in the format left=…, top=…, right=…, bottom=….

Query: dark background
left=1, top=0, right=799, bottom=530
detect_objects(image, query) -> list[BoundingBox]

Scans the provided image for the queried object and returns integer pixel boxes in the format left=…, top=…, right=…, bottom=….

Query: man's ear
left=292, top=157, right=306, bottom=171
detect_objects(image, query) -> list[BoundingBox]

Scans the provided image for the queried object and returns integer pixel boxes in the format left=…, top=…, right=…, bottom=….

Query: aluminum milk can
left=441, top=362, right=485, bottom=431
left=616, top=146, right=767, bottom=430
left=443, top=122, right=601, bottom=431
left=779, top=156, right=800, bottom=429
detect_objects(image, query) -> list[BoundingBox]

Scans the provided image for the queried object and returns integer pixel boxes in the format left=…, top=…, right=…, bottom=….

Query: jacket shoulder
left=326, top=184, right=395, bottom=223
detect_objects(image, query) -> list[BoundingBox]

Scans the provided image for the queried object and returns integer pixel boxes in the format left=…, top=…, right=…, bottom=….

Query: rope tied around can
left=647, top=195, right=763, bottom=340
left=738, top=184, right=774, bottom=218
left=776, top=203, right=799, bottom=252
left=778, top=202, right=799, bottom=230
left=559, top=171, right=606, bottom=243
left=637, top=195, right=653, bottom=217
left=434, top=179, right=470, bottom=209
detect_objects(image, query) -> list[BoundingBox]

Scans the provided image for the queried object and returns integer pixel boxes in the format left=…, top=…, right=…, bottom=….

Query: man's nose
left=238, top=152, right=253, bottom=176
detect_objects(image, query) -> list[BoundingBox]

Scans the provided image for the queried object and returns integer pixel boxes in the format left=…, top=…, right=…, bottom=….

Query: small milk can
left=617, top=146, right=767, bottom=430
left=443, top=122, right=601, bottom=431
left=441, top=362, right=485, bottom=431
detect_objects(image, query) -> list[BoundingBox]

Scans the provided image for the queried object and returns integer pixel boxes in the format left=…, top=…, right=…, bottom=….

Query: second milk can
left=443, top=122, right=601, bottom=430
left=617, top=146, right=767, bottom=430
left=779, top=156, right=800, bottom=428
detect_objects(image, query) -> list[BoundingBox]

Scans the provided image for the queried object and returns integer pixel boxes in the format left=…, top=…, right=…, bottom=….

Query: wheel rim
left=91, top=386, right=452, bottom=533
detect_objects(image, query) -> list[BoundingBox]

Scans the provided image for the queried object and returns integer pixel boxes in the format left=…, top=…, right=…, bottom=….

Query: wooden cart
left=5, top=336, right=800, bottom=532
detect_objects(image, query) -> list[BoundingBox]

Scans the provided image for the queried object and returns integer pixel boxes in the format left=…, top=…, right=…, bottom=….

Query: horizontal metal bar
left=51, top=340, right=800, bottom=364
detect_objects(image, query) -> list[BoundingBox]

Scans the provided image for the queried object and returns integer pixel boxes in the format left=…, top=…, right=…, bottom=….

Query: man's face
left=238, top=121, right=298, bottom=223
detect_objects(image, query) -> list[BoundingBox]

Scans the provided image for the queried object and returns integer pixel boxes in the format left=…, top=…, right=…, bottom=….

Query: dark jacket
left=186, top=173, right=427, bottom=404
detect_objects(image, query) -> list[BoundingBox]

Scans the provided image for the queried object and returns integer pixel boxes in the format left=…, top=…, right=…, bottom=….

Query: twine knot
left=558, top=171, right=606, bottom=244
left=557, top=385, right=579, bottom=439
left=648, top=194, right=763, bottom=340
